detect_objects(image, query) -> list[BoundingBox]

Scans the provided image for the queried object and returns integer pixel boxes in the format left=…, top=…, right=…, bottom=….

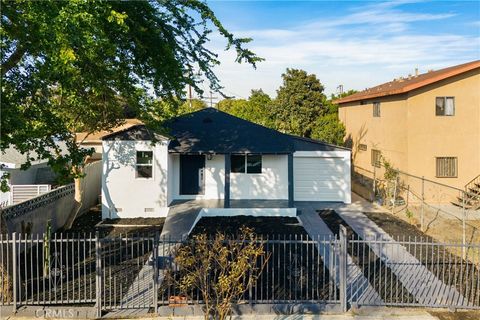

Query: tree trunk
left=62, top=164, right=85, bottom=230
left=0, top=214, right=13, bottom=303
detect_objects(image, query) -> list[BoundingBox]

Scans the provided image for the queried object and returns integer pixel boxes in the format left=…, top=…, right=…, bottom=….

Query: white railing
left=10, top=184, right=51, bottom=205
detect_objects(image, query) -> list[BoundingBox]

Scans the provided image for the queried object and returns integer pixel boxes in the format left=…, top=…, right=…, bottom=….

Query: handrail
left=465, top=174, right=480, bottom=191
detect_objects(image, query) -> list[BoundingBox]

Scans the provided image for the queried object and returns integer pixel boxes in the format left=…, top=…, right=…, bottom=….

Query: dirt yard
left=60, top=204, right=165, bottom=237
left=391, top=203, right=480, bottom=246
left=190, top=216, right=309, bottom=237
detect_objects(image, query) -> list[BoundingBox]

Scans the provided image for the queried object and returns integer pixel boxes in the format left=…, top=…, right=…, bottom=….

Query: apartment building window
left=436, top=157, right=457, bottom=178
left=358, top=144, right=367, bottom=151
left=436, top=97, right=455, bottom=116
left=371, top=149, right=381, bottom=168
left=136, top=151, right=153, bottom=178
left=373, top=102, right=381, bottom=117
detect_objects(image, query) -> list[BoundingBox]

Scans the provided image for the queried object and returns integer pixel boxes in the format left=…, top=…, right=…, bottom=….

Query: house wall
left=170, top=154, right=289, bottom=201
left=338, top=68, right=480, bottom=202
left=102, top=139, right=169, bottom=219
left=230, top=155, right=289, bottom=200
left=170, top=154, right=225, bottom=201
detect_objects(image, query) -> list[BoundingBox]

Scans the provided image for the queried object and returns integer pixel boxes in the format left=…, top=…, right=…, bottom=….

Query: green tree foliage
left=270, top=69, right=327, bottom=138
left=1, top=0, right=261, bottom=181
left=217, top=89, right=273, bottom=127
left=311, top=113, right=346, bottom=146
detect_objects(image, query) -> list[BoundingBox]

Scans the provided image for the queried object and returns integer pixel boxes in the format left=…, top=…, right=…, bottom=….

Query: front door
left=180, top=155, right=205, bottom=195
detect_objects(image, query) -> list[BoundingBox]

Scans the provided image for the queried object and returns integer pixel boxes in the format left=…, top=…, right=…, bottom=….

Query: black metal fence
left=1, top=230, right=480, bottom=317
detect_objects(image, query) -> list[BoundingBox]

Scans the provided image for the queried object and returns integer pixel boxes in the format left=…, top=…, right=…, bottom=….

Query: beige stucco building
left=336, top=60, right=480, bottom=205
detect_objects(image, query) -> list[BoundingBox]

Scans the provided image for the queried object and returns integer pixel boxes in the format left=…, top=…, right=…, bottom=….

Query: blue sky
left=200, top=0, right=480, bottom=98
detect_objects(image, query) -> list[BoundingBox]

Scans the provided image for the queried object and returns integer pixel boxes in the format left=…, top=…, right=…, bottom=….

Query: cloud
left=205, top=1, right=479, bottom=98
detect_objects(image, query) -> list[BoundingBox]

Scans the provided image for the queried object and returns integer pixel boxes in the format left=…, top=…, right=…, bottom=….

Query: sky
left=199, top=0, right=480, bottom=99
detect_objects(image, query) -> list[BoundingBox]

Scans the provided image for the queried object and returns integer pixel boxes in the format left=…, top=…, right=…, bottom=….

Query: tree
left=311, top=113, right=346, bottom=146
left=270, top=69, right=327, bottom=137
left=169, top=228, right=269, bottom=320
left=1, top=1, right=261, bottom=226
left=217, top=89, right=272, bottom=127
left=309, top=90, right=357, bottom=145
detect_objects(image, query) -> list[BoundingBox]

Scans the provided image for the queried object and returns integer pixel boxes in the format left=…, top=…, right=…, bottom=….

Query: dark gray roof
left=102, top=108, right=349, bottom=153
left=103, top=125, right=167, bottom=141
left=166, top=108, right=293, bottom=154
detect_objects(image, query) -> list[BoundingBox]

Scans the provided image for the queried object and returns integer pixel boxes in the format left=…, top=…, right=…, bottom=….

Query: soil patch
left=166, top=216, right=335, bottom=302
left=190, top=216, right=308, bottom=237
left=59, top=205, right=164, bottom=237
left=363, top=211, right=434, bottom=240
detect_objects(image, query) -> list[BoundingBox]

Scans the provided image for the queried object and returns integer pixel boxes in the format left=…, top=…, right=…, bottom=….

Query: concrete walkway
left=111, top=201, right=204, bottom=314
left=296, top=203, right=383, bottom=306
left=336, top=210, right=469, bottom=307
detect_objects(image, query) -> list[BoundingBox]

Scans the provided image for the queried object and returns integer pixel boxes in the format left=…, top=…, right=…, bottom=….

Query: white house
left=101, top=108, right=351, bottom=219
left=0, top=146, right=61, bottom=206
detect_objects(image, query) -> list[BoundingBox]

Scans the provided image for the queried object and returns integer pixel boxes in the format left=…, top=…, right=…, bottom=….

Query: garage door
left=294, top=157, right=346, bottom=202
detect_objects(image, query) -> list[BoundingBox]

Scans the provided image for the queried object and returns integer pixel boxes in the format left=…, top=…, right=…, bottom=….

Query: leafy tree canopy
left=1, top=0, right=261, bottom=180
left=270, top=69, right=327, bottom=138
left=217, top=89, right=272, bottom=126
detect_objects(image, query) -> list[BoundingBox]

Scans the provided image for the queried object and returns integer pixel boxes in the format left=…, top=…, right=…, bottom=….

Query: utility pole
left=188, top=83, right=193, bottom=109
left=208, top=91, right=219, bottom=108
left=337, top=84, right=344, bottom=95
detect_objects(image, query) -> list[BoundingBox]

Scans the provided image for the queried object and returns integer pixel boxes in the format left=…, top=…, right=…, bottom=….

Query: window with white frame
left=436, top=97, right=455, bottom=116
left=136, top=151, right=153, bottom=178
left=436, top=157, right=457, bottom=178
left=231, top=154, right=262, bottom=174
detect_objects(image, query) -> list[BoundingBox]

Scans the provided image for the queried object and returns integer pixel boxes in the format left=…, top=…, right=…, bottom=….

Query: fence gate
left=99, top=233, right=157, bottom=312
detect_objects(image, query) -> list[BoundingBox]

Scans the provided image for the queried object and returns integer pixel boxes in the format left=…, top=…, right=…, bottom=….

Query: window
left=230, top=154, right=262, bottom=174
left=231, top=155, right=246, bottom=173
left=436, top=157, right=457, bottom=178
left=371, top=149, right=381, bottom=168
left=247, top=155, right=262, bottom=174
left=136, top=151, right=153, bottom=178
left=373, top=102, right=381, bottom=117
left=436, top=97, right=455, bottom=116
left=358, top=144, right=368, bottom=151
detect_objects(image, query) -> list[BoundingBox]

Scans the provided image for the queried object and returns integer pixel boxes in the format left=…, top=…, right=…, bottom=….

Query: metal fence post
left=153, top=232, right=159, bottom=313
left=462, top=192, right=466, bottom=259
left=339, top=226, right=348, bottom=312
left=95, top=232, right=102, bottom=318
left=421, top=176, right=425, bottom=231
left=12, top=232, right=17, bottom=313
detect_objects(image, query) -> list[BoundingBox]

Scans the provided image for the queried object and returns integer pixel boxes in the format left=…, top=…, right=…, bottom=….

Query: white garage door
left=294, top=157, right=347, bottom=202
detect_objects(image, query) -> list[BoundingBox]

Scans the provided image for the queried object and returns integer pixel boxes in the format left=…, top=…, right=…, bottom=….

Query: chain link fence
left=352, top=165, right=480, bottom=260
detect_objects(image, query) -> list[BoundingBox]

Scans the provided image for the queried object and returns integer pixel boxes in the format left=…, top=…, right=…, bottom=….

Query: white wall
left=170, top=154, right=289, bottom=201
left=170, top=154, right=225, bottom=200
left=230, top=155, right=289, bottom=200
left=102, top=139, right=170, bottom=219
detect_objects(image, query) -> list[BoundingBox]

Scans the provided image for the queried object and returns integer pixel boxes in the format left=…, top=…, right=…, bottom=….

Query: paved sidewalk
left=337, top=210, right=468, bottom=307
left=296, top=203, right=383, bottom=306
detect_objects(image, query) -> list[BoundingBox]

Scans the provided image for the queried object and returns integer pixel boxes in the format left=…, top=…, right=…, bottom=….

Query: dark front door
left=180, top=155, right=205, bottom=195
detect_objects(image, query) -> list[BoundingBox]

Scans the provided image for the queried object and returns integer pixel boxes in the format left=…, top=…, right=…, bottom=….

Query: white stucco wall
left=170, top=154, right=225, bottom=200
left=102, top=139, right=170, bottom=219
left=230, top=155, right=289, bottom=200
left=170, top=154, right=289, bottom=201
